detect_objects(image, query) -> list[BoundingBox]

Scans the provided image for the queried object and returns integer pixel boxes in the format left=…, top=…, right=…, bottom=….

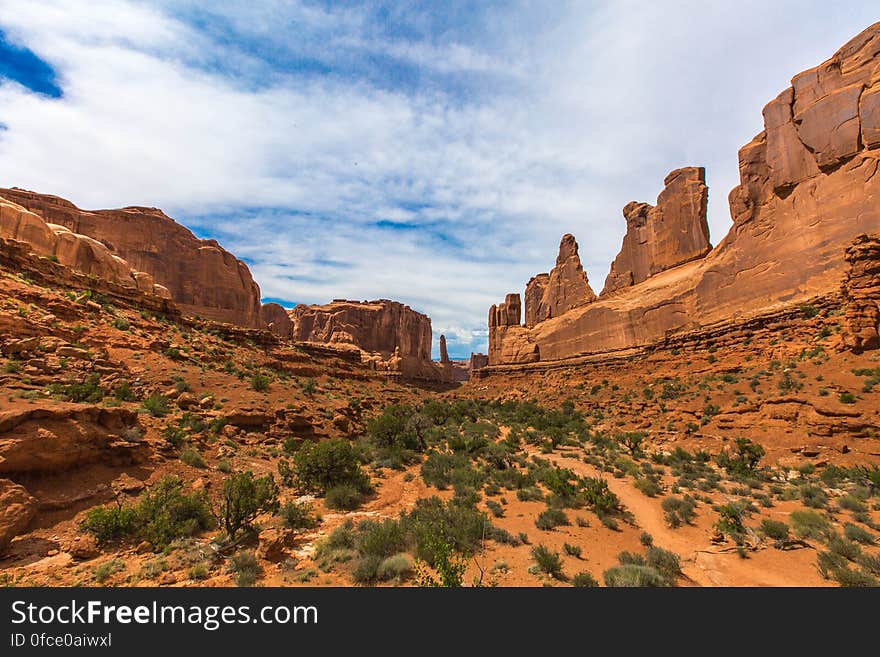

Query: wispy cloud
left=0, top=0, right=876, bottom=358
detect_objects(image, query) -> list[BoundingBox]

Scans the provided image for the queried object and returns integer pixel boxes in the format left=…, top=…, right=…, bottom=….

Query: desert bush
left=716, top=437, right=765, bottom=476
left=48, top=373, right=104, bottom=403
left=137, top=477, right=213, bottom=548
left=661, top=495, right=697, bottom=528
left=485, top=499, right=505, bottom=518
left=790, top=510, right=832, bottom=541
left=646, top=546, right=681, bottom=585
left=81, top=505, right=137, bottom=543
left=843, top=523, right=876, bottom=545
left=531, top=544, right=564, bottom=579
left=325, top=483, right=364, bottom=510
left=291, top=438, right=370, bottom=495
left=229, top=551, right=262, bottom=586
left=83, top=476, right=212, bottom=549
left=249, top=373, right=270, bottom=392
left=828, top=534, right=861, bottom=561
left=829, top=566, right=878, bottom=587
left=142, top=393, right=170, bottom=417
left=760, top=519, right=790, bottom=541
left=634, top=477, right=662, bottom=497
left=217, top=471, right=280, bottom=541
left=800, top=484, right=829, bottom=509
left=571, top=571, right=599, bottom=587
left=582, top=477, right=622, bottom=516
left=180, top=446, right=206, bottom=468
left=376, top=554, right=413, bottom=582
left=839, top=392, right=857, bottom=404
left=535, top=507, right=569, bottom=531
left=563, top=543, right=583, bottom=559
left=618, top=431, right=646, bottom=457
left=603, top=564, right=666, bottom=587
left=280, top=501, right=319, bottom=530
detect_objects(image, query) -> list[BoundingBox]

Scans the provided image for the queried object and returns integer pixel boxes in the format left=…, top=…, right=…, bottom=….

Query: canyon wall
left=488, top=23, right=880, bottom=366
left=290, top=299, right=451, bottom=380
left=0, top=194, right=172, bottom=301
left=0, top=188, right=264, bottom=328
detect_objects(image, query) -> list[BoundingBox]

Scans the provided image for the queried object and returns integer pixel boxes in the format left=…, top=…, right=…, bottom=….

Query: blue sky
left=0, top=1, right=877, bottom=359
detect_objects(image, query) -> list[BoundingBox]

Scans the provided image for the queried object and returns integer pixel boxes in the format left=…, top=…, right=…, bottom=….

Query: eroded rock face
left=0, top=189, right=263, bottom=328
left=0, top=479, right=36, bottom=552
left=0, top=405, right=146, bottom=475
left=488, top=23, right=880, bottom=366
left=842, top=234, right=880, bottom=352
left=439, top=334, right=449, bottom=363
left=603, top=167, right=710, bottom=295
left=525, top=235, right=597, bottom=325
left=261, top=303, right=293, bottom=338
left=0, top=196, right=171, bottom=300
left=290, top=299, right=431, bottom=360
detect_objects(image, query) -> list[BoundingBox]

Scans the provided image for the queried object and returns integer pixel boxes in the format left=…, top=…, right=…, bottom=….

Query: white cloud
left=0, top=0, right=877, bottom=358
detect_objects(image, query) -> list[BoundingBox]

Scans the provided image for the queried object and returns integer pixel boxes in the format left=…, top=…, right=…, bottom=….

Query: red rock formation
left=290, top=299, right=431, bottom=359
left=488, top=293, right=539, bottom=365
left=261, top=302, right=293, bottom=338
left=602, top=167, right=710, bottom=295
left=0, top=195, right=171, bottom=300
left=468, top=352, right=489, bottom=370
left=0, top=188, right=263, bottom=328
left=0, top=479, right=36, bottom=552
left=525, top=235, right=597, bottom=326
left=289, top=299, right=450, bottom=379
left=439, top=334, right=450, bottom=363
left=842, top=234, right=880, bottom=352
left=524, top=274, right=549, bottom=327
left=488, top=23, right=880, bottom=366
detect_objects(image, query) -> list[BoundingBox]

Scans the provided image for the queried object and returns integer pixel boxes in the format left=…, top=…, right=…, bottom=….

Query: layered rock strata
left=488, top=24, right=880, bottom=366
left=0, top=188, right=263, bottom=328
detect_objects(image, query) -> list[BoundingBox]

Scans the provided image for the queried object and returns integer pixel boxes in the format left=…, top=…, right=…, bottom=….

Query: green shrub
left=291, top=438, right=370, bottom=495
left=187, top=563, right=209, bottom=580
left=531, top=544, right=564, bottom=579
left=603, top=564, right=666, bottom=587
left=582, top=477, right=622, bottom=516
left=843, top=523, right=876, bottom=545
left=760, top=519, right=790, bottom=541
left=799, top=484, right=828, bottom=509
left=646, top=546, right=681, bottom=585
left=376, top=554, right=413, bottom=582
left=280, top=501, right=319, bottom=530
left=563, top=543, right=583, bottom=559
left=48, top=373, right=104, bottom=403
left=81, top=505, right=137, bottom=542
left=180, top=446, right=206, bottom=468
left=571, top=571, right=599, bottom=587
left=218, top=471, right=280, bottom=541
left=838, top=392, right=857, bottom=404
left=229, top=551, right=262, bottom=586
left=486, top=499, right=505, bottom=518
left=829, top=566, right=878, bottom=587
left=94, top=560, right=124, bottom=583
left=415, top=534, right=467, bottom=588
left=716, top=437, right=765, bottom=476
left=790, top=510, right=831, bottom=541
left=113, top=381, right=135, bottom=402
left=136, top=476, right=213, bottom=548
left=828, top=535, right=861, bottom=561
left=302, top=378, right=317, bottom=394
left=142, top=393, right=170, bottom=417
left=535, top=507, right=569, bottom=531
left=661, top=495, right=697, bottom=528
left=634, top=477, right=662, bottom=497
left=325, top=483, right=364, bottom=510
left=250, top=373, right=270, bottom=391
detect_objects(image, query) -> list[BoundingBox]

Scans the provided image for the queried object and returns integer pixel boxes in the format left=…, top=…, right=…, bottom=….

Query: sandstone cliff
left=0, top=195, right=172, bottom=301
left=488, top=23, right=880, bottom=366
left=261, top=302, right=294, bottom=338
left=524, top=234, right=597, bottom=326
left=290, top=299, right=447, bottom=379
left=0, top=188, right=264, bottom=328
left=602, top=167, right=710, bottom=295
left=842, top=234, right=880, bottom=352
